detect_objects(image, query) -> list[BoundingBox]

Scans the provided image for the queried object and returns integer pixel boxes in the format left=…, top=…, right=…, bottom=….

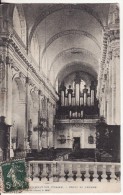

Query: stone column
left=99, top=96, right=103, bottom=116
left=113, top=48, right=120, bottom=125
left=48, top=103, right=54, bottom=148
left=6, top=57, right=13, bottom=125
left=100, top=87, right=104, bottom=116
left=38, top=90, right=41, bottom=151
left=108, top=3, right=120, bottom=124
left=5, top=55, right=13, bottom=157
left=108, top=54, right=113, bottom=124
left=17, top=99, right=26, bottom=150
left=103, top=85, right=106, bottom=118
left=106, top=97, right=110, bottom=124
left=0, top=45, right=7, bottom=117
left=25, top=77, right=30, bottom=151
left=46, top=98, right=49, bottom=148
left=111, top=54, right=116, bottom=125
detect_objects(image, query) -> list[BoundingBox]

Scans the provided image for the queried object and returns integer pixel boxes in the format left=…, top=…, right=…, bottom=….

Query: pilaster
left=98, top=3, right=120, bottom=125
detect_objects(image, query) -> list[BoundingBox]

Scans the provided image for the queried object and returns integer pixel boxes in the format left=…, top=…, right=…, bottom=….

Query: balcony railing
left=55, top=105, right=99, bottom=120
left=27, top=161, right=120, bottom=183
left=55, top=114, right=99, bottom=120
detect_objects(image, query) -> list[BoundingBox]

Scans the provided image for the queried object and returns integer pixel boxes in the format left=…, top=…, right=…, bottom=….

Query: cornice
left=97, top=30, right=109, bottom=98
left=0, top=33, right=58, bottom=103
left=97, top=25, right=120, bottom=98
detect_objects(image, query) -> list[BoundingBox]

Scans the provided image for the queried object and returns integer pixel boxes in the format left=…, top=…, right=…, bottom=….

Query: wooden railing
left=27, top=161, right=120, bottom=183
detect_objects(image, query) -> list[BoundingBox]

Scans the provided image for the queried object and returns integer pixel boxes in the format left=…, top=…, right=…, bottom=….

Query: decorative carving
left=104, top=74, right=107, bottom=81
left=18, top=72, right=26, bottom=87
left=0, top=55, right=5, bottom=84
left=109, top=30, right=120, bottom=42
left=12, top=67, right=20, bottom=80
left=112, top=47, right=120, bottom=58
left=108, top=4, right=119, bottom=25
left=97, top=30, right=109, bottom=98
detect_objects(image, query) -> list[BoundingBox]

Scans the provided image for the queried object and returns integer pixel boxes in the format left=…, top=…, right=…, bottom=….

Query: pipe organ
left=60, top=81, right=96, bottom=108
left=57, top=78, right=99, bottom=119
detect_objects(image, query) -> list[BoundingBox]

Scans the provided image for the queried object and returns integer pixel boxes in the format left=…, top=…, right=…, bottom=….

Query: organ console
left=58, top=75, right=99, bottom=119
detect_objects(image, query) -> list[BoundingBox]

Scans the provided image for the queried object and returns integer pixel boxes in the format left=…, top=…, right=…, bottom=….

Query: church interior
left=0, top=3, right=120, bottom=183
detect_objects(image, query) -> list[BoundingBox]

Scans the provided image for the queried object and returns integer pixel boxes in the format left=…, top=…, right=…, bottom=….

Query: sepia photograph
left=0, top=0, right=121, bottom=193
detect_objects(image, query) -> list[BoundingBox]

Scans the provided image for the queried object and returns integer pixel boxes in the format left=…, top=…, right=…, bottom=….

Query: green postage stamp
left=1, top=160, right=29, bottom=192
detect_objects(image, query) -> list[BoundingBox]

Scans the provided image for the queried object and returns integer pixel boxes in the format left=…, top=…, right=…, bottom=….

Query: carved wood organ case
left=56, top=72, right=99, bottom=119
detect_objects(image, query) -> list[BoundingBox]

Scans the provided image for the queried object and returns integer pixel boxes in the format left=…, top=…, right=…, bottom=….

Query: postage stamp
left=1, top=160, right=29, bottom=192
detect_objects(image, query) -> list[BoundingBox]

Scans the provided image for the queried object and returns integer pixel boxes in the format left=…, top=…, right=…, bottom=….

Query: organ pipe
left=68, top=93, right=72, bottom=105
left=75, top=83, right=80, bottom=106
left=61, top=91, right=65, bottom=106
left=65, top=96, right=68, bottom=106
left=91, top=90, right=94, bottom=106
left=60, top=80, right=96, bottom=109
left=80, top=96, right=83, bottom=106
left=90, top=81, right=95, bottom=106
left=58, top=79, right=98, bottom=120
left=83, top=85, right=88, bottom=106
left=60, top=83, right=66, bottom=106
left=74, top=72, right=81, bottom=106
left=68, top=85, right=73, bottom=106
left=87, top=95, right=91, bottom=106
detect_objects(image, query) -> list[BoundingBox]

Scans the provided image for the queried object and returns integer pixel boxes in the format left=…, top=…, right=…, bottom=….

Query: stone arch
left=41, top=29, right=101, bottom=61
left=29, top=4, right=104, bottom=46
left=52, top=61, right=97, bottom=87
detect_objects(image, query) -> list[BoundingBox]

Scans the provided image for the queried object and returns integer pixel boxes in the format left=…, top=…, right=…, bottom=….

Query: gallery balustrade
left=27, top=161, right=120, bottom=183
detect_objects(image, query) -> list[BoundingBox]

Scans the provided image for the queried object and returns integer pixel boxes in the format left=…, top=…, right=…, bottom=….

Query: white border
left=1, top=0, right=123, bottom=195
left=1, top=0, right=123, bottom=4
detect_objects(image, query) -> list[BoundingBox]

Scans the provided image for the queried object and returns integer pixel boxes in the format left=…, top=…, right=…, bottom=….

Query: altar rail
left=27, top=161, right=120, bottom=183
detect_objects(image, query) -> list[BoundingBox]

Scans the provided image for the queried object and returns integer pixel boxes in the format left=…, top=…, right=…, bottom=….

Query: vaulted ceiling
left=10, top=3, right=110, bottom=87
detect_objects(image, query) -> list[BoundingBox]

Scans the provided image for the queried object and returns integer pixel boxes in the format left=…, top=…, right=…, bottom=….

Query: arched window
left=13, top=5, right=26, bottom=45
